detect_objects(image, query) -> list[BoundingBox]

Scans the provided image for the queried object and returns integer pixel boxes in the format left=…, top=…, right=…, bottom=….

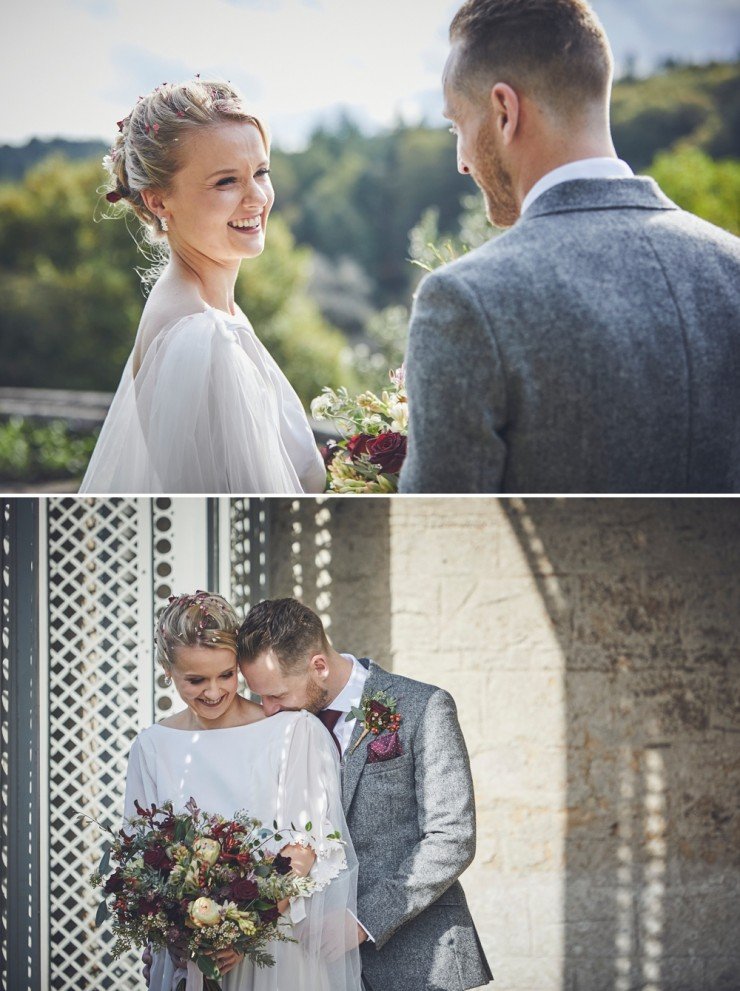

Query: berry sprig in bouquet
left=311, top=367, right=408, bottom=493
left=87, top=797, right=318, bottom=990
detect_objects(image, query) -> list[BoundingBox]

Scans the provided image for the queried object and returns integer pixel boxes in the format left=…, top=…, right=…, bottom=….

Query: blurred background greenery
left=0, top=60, right=738, bottom=484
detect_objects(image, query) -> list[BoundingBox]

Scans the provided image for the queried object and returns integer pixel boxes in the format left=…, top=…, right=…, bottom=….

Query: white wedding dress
left=124, top=710, right=362, bottom=991
left=80, top=305, right=326, bottom=494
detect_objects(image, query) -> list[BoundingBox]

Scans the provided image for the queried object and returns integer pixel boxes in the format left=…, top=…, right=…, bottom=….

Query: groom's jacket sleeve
left=358, top=688, right=477, bottom=949
left=399, top=266, right=509, bottom=493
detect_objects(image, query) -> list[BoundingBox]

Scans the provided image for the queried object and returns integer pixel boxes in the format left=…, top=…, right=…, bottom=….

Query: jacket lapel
left=341, top=660, right=393, bottom=816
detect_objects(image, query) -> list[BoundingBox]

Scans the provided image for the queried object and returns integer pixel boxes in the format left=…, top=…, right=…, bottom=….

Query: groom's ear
left=490, top=83, right=519, bottom=145
left=308, top=652, right=330, bottom=678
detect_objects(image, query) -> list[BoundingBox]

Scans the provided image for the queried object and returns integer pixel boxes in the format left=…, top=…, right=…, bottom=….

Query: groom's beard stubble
left=475, top=122, right=519, bottom=229
left=304, top=678, right=332, bottom=715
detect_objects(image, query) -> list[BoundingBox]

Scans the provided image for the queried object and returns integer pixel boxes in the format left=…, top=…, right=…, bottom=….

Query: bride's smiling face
left=168, top=645, right=240, bottom=722
left=159, top=120, right=274, bottom=263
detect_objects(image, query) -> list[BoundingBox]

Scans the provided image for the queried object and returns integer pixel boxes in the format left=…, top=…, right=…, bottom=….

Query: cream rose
left=189, top=897, right=221, bottom=928
left=192, top=837, right=221, bottom=866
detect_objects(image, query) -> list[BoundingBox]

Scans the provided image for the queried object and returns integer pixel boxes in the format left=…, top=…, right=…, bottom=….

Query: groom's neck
left=514, top=113, right=616, bottom=212
left=324, top=648, right=355, bottom=706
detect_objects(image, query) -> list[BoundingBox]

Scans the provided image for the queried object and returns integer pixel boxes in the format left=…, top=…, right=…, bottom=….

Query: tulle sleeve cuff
left=286, top=823, right=348, bottom=924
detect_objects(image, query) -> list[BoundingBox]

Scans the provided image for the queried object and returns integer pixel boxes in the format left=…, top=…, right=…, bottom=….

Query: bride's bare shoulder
left=239, top=698, right=267, bottom=725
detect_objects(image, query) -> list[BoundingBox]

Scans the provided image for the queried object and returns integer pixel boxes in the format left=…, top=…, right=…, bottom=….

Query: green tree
left=0, top=154, right=352, bottom=404
left=649, top=147, right=740, bottom=235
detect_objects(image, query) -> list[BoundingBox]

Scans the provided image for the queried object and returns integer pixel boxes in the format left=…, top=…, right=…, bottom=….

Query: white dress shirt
left=329, top=654, right=371, bottom=755
left=521, top=156, right=634, bottom=216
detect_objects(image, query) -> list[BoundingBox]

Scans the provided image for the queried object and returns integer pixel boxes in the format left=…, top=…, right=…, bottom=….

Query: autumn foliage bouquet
left=87, top=798, right=316, bottom=990
left=311, top=367, right=408, bottom=493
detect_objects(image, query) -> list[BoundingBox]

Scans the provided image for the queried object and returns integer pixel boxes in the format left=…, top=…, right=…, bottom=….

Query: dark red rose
left=369, top=699, right=390, bottom=718
left=103, top=870, right=124, bottom=894
left=273, top=853, right=293, bottom=875
left=229, top=878, right=259, bottom=902
left=346, top=434, right=373, bottom=460
left=137, top=896, right=161, bottom=916
left=321, top=442, right=339, bottom=468
left=143, top=846, right=171, bottom=871
left=365, top=432, right=407, bottom=475
left=260, top=906, right=281, bottom=924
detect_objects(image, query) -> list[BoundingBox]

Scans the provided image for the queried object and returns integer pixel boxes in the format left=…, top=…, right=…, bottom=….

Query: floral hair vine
left=165, top=591, right=239, bottom=642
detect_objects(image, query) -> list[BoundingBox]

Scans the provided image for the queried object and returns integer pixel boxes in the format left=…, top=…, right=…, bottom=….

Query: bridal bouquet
left=87, top=798, right=316, bottom=990
left=311, top=367, right=408, bottom=493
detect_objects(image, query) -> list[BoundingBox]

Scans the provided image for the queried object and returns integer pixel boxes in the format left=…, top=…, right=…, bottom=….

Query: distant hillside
left=0, top=137, right=107, bottom=182
left=612, top=60, right=740, bottom=170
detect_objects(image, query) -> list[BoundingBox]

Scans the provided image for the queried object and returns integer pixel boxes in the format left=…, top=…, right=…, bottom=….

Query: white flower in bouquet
left=312, top=367, right=409, bottom=493
left=193, top=837, right=221, bottom=866
left=310, top=393, right=335, bottom=420
left=189, top=896, right=222, bottom=928
left=388, top=401, right=408, bottom=433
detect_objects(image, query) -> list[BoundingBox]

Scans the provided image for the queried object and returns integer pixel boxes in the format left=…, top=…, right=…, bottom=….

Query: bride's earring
left=164, top=674, right=172, bottom=686
left=160, top=216, right=169, bottom=232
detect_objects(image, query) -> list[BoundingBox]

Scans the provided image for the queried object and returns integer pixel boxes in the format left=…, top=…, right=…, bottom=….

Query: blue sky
left=1, top=0, right=738, bottom=150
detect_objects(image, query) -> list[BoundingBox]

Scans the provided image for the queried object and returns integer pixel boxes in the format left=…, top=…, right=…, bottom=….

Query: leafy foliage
left=0, top=418, right=97, bottom=482
left=612, top=61, right=740, bottom=170
left=648, top=147, right=740, bottom=235
left=0, top=156, right=351, bottom=404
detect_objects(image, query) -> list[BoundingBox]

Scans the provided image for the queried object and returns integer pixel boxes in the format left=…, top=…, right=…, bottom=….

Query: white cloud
left=0, top=0, right=459, bottom=147
left=2, top=0, right=737, bottom=148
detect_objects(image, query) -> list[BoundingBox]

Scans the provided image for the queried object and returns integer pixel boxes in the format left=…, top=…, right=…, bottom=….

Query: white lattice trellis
left=38, top=497, right=262, bottom=991
left=47, top=499, right=151, bottom=991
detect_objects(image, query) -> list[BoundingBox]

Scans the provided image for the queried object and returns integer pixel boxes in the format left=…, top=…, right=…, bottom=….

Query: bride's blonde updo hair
left=102, top=78, right=268, bottom=242
left=155, top=590, right=240, bottom=671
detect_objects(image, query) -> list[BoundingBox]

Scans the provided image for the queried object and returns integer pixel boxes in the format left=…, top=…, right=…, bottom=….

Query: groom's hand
left=356, top=923, right=368, bottom=945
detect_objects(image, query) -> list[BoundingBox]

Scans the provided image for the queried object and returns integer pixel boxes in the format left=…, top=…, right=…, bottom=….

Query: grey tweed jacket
left=399, top=177, right=740, bottom=493
left=343, top=659, right=492, bottom=991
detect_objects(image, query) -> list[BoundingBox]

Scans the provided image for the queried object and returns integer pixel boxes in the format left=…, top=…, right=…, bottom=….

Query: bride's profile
left=80, top=79, right=326, bottom=494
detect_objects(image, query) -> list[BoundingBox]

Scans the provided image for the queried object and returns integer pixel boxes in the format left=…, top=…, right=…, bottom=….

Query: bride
left=125, top=591, right=361, bottom=990
left=80, top=79, right=326, bottom=494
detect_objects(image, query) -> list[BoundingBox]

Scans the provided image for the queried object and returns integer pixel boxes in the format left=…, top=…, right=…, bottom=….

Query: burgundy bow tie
left=318, top=708, right=343, bottom=754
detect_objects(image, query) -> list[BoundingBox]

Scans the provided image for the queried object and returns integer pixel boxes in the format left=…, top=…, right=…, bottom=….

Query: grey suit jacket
left=399, top=177, right=740, bottom=493
left=343, top=659, right=492, bottom=991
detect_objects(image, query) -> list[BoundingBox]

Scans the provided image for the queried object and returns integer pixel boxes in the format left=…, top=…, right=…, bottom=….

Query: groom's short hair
left=449, top=0, right=613, bottom=115
left=237, top=598, right=330, bottom=672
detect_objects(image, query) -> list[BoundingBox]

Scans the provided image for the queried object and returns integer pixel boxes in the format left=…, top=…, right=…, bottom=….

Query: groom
left=399, top=0, right=740, bottom=494
left=237, top=597, right=492, bottom=991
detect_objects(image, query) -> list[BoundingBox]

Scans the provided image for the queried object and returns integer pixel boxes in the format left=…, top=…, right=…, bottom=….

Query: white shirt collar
left=330, top=653, right=369, bottom=714
left=520, top=157, right=634, bottom=216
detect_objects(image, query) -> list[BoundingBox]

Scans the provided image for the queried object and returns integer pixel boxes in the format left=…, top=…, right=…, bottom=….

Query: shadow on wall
left=267, top=498, right=393, bottom=668
left=505, top=499, right=740, bottom=991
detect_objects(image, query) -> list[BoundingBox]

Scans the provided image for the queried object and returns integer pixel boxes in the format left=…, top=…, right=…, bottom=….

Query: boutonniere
left=346, top=690, right=402, bottom=760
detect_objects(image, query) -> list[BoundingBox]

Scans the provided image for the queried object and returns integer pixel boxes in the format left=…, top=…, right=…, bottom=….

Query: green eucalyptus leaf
left=196, top=955, right=221, bottom=980
left=95, top=899, right=109, bottom=927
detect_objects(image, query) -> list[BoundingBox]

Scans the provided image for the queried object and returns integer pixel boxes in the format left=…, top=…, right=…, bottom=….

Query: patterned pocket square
left=367, top=730, right=402, bottom=763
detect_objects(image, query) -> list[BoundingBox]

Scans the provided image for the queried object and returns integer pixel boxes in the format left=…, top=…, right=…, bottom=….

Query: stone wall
left=266, top=497, right=740, bottom=991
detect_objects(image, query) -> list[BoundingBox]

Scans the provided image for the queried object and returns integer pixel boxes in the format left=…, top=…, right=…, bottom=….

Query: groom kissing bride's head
left=444, top=0, right=615, bottom=227
left=237, top=597, right=353, bottom=716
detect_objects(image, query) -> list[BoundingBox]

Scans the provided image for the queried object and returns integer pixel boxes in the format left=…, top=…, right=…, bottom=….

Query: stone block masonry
left=266, top=497, right=739, bottom=991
